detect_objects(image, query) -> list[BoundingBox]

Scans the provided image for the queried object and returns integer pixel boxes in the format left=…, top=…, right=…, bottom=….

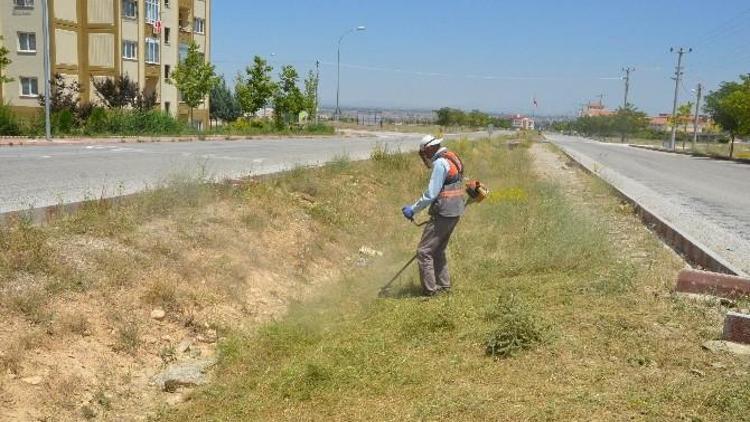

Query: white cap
left=419, top=135, right=442, bottom=150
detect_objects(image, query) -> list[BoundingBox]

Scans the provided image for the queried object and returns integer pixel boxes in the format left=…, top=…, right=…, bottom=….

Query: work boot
left=436, top=287, right=451, bottom=296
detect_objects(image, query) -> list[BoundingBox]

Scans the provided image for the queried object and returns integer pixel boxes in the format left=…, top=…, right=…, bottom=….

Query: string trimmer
left=377, top=180, right=489, bottom=297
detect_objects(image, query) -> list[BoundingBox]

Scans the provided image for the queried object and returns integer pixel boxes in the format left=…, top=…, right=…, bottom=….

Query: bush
left=484, top=294, right=552, bottom=359
left=84, top=109, right=185, bottom=136
left=52, top=110, right=75, bottom=135
left=0, top=104, right=20, bottom=135
left=304, top=123, right=335, bottom=135
left=84, top=107, right=108, bottom=134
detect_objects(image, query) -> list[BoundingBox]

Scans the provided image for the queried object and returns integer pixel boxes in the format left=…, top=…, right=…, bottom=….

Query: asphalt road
left=0, top=133, right=434, bottom=214
left=547, top=133, right=750, bottom=276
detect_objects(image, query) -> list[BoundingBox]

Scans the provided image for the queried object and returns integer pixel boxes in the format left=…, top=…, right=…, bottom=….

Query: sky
left=211, top=0, right=750, bottom=116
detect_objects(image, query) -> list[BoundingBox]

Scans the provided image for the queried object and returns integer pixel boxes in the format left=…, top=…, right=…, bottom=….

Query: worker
left=402, top=135, right=465, bottom=297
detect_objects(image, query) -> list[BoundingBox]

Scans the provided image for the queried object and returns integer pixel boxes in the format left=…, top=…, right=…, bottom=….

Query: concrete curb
left=723, top=312, right=750, bottom=344
left=675, top=269, right=750, bottom=299
left=547, top=136, right=743, bottom=276
left=629, top=144, right=750, bottom=165
left=0, top=133, right=346, bottom=147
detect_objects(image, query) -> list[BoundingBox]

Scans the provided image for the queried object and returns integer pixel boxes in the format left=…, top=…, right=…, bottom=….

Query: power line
left=691, top=7, right=750, bottom=48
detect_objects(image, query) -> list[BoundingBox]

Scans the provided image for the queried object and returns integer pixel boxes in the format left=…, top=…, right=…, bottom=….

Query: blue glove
left=402, top=205, right=415, bottom=220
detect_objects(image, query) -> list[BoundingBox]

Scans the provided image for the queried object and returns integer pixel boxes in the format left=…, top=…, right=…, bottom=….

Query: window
left=193, top=18, right=205, bottom=34
left=145, top=38, right=160, bottom=64
left=163, top=27, right=171, bottom=44
left=164, top=64, right=170, bottom=81
left=20, top=77, right=39, bottom=97
left=164, top=0, right=169, bottom=7
left=164, top=101, right=171, bottom=114
left=145, top=0, right=159, bottom=23
left=13, top=0, right=34, bottom=8
left=122, top=40, right=137, bottom=60
left=122, top=0, right=137, bottom=19
left=18, top=32, right=36, bottom=53
left=178, top=42, right=188, bottom=61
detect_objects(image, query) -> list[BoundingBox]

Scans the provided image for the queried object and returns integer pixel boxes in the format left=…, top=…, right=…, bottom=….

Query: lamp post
left=41, top=0, right=52, bottom=141
left=335, top=25, right=366, bottom=120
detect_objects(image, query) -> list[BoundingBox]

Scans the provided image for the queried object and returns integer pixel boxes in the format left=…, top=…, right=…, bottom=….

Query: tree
left=38, top=73, right=80, bottom=113
left=235, top=56, right=276, bottom=117
left=435, top=107, right=468, bottom=127
left=132, top=90, right=157, bottom=111
left=302, top=69, right=319, bottom=120
left=272, top=65, right=304, bottom=128
left=93, top=75, right=139, bottom=108
left=169, top=42, right=218, bottom=128
left=613, top=105, right=649, bottom=141
left=678, top=102, right=694, bottom=134
left=210, top=76, right=242, bottom=125
left=0, top=36, right=12, bottom=85
left=704, top=74, right=750, bottom=158
left=92, top=75, right=157, bottom=112
left=669, top=102, right=694, bottom=148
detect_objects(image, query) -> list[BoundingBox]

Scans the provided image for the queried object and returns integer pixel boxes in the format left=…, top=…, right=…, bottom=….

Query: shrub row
left=0, top=104, right=334, bottom=138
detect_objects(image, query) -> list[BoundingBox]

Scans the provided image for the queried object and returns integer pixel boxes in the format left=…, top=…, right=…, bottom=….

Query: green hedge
left=0, top=105, right=21, bottom=136
left=0, top=106, right=335, bottom=138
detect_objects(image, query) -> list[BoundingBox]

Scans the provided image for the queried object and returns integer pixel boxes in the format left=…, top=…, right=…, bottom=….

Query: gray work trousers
left=417, top=216, right=460, bottom=294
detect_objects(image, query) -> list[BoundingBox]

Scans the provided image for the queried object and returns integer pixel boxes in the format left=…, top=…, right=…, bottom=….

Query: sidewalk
left=629, top=144, right=750, bottom=165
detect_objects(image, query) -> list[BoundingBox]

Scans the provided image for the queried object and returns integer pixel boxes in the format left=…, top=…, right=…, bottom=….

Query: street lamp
left=335, top=25, right=366, bottom=120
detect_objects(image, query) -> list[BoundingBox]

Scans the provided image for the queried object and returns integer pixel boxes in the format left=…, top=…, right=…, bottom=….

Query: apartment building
left=0, top=0, right=211, bottom=127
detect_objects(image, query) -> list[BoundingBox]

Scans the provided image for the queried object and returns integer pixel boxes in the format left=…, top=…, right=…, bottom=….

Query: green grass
left=157, top=135, right=749, bottom=421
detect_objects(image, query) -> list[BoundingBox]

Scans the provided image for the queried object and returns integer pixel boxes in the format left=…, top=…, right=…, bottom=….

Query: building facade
left=580, top=100, right=613, bottom=117
left=511, top=114, right=535, bottom=131
left=648, top=113, right=714, bottom=134
left=1, top=0, right=211, bottom=127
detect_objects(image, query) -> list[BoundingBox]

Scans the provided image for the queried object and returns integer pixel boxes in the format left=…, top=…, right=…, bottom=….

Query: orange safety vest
left=440, top=150, right=464, bottom=184
left=431, top=150, right=466, bottom=217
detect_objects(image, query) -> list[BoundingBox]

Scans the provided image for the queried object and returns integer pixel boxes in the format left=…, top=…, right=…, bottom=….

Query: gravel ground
left=546, top=133, right=750, bottom=276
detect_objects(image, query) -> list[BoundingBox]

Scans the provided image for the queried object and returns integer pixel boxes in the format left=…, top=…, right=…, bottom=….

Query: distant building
left=649, top=113, right=714, bottom=133
left=580, top=100, right=613, bottom=117
left=511, top=114, right=535, bottom=130
left=0, top=0, right=212, bottom=128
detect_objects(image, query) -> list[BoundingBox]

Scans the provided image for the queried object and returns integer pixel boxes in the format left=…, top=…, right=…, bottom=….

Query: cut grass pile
left=162, top=137, right=750, bottom=421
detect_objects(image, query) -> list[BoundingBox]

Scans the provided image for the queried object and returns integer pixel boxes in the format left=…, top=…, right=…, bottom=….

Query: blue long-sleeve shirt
left=412, top=152, right=449, bottom=214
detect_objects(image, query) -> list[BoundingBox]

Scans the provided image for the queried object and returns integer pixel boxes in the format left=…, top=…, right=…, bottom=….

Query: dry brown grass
left=0, top=134, right=446, bottom=419
left=59, top=311, right=91, bottom=337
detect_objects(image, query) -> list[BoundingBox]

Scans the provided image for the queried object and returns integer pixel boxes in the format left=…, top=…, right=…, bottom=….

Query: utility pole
left=41, top=0, right=52, bottom=141
left=596, top=93, right=605, bottom=107
left=622, top=67, right=634, bottom=108
left=692, top=83, right=702, bottom=152
left=314, top=59, right=320, bottom=125
left=669, top=47, right=691, bottom=150
left=621, top=67, right=635, bottom=143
